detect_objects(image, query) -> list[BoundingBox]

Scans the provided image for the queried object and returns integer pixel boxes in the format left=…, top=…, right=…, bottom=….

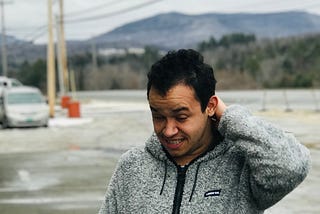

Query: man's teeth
left=167, top=139, right=183, bottom=144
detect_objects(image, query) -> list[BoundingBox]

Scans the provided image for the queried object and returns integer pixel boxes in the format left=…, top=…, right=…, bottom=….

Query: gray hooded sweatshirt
left=99, top=105, right=311, bottom=214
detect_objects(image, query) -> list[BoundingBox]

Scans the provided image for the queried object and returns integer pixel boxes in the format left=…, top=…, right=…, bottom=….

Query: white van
left=0, top=76, right=23, bottom=88
left=0, top=86, right=49, bottom=128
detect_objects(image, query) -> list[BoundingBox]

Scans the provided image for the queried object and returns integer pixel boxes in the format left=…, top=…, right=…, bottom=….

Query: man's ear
left=206, top=96, right=218, bottom=117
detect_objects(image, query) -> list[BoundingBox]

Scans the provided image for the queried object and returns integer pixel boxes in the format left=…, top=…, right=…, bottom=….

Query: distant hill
left=5, top=11, right=320, bottom=62
left=0, top=35, right=30, bottom=46
left=90, top=11, right=320, bottom=49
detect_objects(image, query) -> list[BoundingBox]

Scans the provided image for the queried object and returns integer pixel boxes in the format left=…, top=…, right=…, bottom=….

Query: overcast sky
left=4, top=0, right=320, bottom=44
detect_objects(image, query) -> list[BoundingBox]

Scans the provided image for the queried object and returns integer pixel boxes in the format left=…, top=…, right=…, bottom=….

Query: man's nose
left=163, top=119, right=178, bottom=137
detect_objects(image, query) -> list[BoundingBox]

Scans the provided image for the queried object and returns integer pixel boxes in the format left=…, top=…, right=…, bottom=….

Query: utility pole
left=91, top=38, right=98, bottom=72
left=0, top=0, right=11, bottom=77
left=55, top=15, right=65, bottom=96
left=58, top=0, right=69, bottom=93
left=47, top=0, right=55, bottom=117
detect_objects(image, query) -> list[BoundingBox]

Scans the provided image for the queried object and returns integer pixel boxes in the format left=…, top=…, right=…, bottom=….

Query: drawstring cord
left=160, top=161, right=168, bottom=195
left=189, top=162, right=201, bottom=202
left=159, top=160, right=202, bottom=201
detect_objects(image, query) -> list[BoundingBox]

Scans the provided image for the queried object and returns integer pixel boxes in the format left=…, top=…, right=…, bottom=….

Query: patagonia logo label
left=204, top=189, right=221, bottom=197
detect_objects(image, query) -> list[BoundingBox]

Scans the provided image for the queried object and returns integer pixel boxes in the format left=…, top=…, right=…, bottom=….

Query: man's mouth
left=162, top=138, right=185, bottom=149
left=167, top=139, right=183, bottom=144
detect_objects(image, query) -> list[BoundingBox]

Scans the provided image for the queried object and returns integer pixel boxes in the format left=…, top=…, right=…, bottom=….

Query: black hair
left=147, top=49, right=217, bottom=112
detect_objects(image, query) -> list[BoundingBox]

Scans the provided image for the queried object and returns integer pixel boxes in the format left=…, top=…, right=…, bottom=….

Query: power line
left=64, top=0, right=163, bottom=24
left=18, top=25, right=46, bottom=41
left=26, top=26, right=47, bottom=43
left=6, top=25, right=47, bottom=45
left=6, top=0, right=129, bottom=33
left=7, top=0, right=320, bottom=46
left=64, top=0, right=126, bottom=18
left=7, top=0, right=163, bottom=43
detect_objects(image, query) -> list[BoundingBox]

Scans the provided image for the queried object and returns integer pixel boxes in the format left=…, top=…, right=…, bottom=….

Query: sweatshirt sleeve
left=218, top=105, right=311, bottom=210
left=98, top=160, right=122, bottom=214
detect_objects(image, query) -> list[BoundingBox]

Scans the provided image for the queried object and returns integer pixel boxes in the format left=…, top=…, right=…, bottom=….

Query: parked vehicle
left=0, top=76, right=23, bottom=88
left=0, top=87, right=4, bottom=125
left=0, top=86, right=49, bottom=128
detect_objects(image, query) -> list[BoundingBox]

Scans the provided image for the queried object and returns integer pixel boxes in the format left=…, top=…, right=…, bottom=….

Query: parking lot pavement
left=0, top=150, right=120, bottom=214
left=0, top=102, right=153, bottom=214
left=0, top=96, right=319, bottom=213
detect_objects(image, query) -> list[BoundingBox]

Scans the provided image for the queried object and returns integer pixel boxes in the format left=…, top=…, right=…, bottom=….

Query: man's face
left=148, top=84, right=214, bottom=165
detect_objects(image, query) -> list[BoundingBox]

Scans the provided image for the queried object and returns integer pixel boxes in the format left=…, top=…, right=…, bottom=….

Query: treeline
left=8, top=33, right=320, bottom=92
left=200, top=33, right=320, bottom=89
left=9, top=46, right=161, bottom=93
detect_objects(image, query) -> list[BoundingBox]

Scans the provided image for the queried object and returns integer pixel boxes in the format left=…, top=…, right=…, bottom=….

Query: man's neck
left=175, top=142, right=216, bottom=166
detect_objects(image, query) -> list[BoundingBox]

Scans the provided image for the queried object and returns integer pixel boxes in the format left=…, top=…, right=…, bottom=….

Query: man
left=99, top=49, right=310, bottom=213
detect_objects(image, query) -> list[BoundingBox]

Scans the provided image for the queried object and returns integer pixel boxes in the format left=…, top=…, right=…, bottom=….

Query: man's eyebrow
left=172, top=107, right=189, bottom=113
left=149, top=106, right=189, bottom=113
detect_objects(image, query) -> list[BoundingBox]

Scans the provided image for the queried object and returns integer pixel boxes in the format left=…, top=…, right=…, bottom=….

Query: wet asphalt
left=0, top=150, right=119, bottom=214
left=0, top=89, right=319, bottom=213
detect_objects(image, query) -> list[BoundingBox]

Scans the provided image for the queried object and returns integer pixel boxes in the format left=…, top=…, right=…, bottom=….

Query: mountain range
left=6, top=11, right=320, bottom=61
left=90, top=11, right=320, bottom=50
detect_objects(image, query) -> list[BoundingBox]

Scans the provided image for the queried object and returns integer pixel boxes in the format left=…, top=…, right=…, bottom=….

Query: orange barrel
left=68, top=101, right=81, bottom=118
left=61, top=95, right=71, bottom=108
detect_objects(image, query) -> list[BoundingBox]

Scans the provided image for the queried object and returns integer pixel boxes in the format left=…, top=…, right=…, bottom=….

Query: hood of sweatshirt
left=144, top=132, right=232, bottom=204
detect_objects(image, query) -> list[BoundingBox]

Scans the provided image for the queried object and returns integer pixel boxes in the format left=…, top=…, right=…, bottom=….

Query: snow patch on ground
left=49, top=117, right=93, bottom=127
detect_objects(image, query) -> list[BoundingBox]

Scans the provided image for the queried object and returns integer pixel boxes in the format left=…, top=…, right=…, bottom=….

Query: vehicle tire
left=2, top=117, right=8, bottom=129
left=41, top=120, right=48, bottom=128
